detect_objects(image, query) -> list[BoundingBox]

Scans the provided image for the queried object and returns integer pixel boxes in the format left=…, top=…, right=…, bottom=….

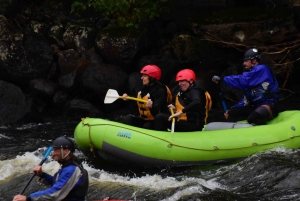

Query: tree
left=71, top=0, right=170, bottom=28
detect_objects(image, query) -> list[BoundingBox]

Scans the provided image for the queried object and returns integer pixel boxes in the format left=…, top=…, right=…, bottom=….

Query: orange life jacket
left=137, top=85, right=173, bottom=120
left=204, top=91, right=212, bottom=124
left=175, top=90, right=212, bottom=124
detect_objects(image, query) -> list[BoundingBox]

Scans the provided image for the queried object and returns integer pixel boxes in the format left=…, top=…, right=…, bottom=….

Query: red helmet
left=140, top=65, right=161, bottom=80
left=176, top=69, right=196, bottom=82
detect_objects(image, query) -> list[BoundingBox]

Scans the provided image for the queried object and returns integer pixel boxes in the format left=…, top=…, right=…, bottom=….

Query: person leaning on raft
left=154, top=69, right=210, bottom=132
left=212, top=48, right=279, bottom=125
left=13, top=136, right=89, bottom=201
left=121, top=64, right=172, bottom=129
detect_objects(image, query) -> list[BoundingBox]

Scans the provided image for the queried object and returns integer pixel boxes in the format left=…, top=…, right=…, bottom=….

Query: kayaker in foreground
left=13, top=136, right=89, bottom=201
left=212, top=48, right=279, bottom=125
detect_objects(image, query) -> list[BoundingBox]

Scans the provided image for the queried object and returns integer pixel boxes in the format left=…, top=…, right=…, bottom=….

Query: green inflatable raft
left=74, top=110, right=300, bottom=167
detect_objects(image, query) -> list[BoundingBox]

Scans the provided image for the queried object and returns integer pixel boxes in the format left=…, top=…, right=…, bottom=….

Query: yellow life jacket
left=165, top=86, right=173, bottom=103
left=175, top=95, right=188, bottom=121
left=175, top=91, right=212, bottom=124
left=137, top=85, right=173, bottom=121
left=204, top=91, right=212, bottom=124
left=137, top=92, right=153, bottom=120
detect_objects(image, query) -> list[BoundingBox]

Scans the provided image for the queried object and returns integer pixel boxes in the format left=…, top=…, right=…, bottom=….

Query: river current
left=1, top=93, right=300, bottom=201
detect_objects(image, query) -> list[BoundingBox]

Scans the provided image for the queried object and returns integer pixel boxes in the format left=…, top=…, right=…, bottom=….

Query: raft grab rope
left=81, top=117, right=96, bottom=157
left=79, top=119, right=299, bottom=152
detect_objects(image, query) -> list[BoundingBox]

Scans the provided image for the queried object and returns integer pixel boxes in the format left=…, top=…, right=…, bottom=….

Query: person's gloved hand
left=212, top=75, right=221, bottom=83
left=146, top=99, right=153, bottom=108
left=224, top=110, right=229, bottom=120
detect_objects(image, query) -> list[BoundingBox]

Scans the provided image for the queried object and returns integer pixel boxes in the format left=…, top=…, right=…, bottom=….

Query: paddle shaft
left=219, top=93, right=228, bottom=112
left=104, top=89, right=147, bottom=104
left=222, top=100, right=228, bottom=112
left=20, top=147, right=53, bottom=195
left=121, top=96, right=146, bottom=103
left=20, top=158, right=46, bottom=194
left=170, top=108, right=175, bottom=133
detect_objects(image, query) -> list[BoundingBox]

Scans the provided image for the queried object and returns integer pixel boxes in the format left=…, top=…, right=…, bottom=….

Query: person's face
left=52, top=147, right=70, bottom=161
left=141, top=74, right=150, bottom=85
left=243, top=59, right=252, bottom=71
left=178, top=80, right=190, bottom=92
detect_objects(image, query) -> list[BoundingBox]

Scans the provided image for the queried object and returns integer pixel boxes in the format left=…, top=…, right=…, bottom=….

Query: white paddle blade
left=104, top=89, right=120, bottom=104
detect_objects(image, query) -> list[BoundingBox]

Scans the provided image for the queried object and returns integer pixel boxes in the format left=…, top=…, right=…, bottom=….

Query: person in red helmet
left=121, top=64, right=172, bottom=129
left=154, top=69, right=208, bottom=132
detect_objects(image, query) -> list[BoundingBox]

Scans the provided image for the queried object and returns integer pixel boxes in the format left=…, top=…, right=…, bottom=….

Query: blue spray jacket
left=29, top=161, right=89, bottom=201
left=223, top=64, right=279, bottom=108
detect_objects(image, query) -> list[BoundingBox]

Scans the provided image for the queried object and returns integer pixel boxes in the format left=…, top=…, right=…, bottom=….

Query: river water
left=1, top=93, right=300, bottom=201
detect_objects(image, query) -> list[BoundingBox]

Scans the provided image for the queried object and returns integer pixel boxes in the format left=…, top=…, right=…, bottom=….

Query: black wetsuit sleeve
left=182, top=89, right=201, bottom=113
left=150, top=86, right=167, bottom=116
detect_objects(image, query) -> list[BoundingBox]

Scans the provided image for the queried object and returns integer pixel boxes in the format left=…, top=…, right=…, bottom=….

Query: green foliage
left=71, top=0, right=170, bottom=28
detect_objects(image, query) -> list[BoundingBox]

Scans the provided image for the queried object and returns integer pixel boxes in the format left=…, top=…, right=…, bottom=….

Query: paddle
left=20, top=146, right=53, bottom=195
left=170, top=108, right=175, bottom=133
left=104, top=89, right=146, bottom=104
left=219, top=93, right=228, bottom=112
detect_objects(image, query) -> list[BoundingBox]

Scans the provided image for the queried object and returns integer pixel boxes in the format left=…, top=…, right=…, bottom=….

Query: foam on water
left=15, top=122, right=52, bottom=130
left=0, top=148, right=58, bottom=183
left=0, top=133, right=11, bottom=139
left=1, top=145, right=298, bottom=200
left=1, top=147, right=227, bottom=199
left=84, top=163, right=226, bottom=194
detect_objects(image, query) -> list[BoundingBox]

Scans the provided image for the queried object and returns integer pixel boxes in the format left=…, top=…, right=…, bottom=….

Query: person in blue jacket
left=13, top=136, right=89, bottom=201
left=212, top=48, right=279, bottom=125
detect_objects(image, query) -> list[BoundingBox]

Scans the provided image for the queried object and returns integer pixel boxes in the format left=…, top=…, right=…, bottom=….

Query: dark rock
left=0, top=0, right=12, bottom=15
left=64, top=98, right=103, bottom=118
left=0, top=15, right=9, bottom=35
left=0, top=80, right=27, bottom=125
left=0, top=32, right=53, bottom=86
left=57, top=49, right=93, bottom=88
left=14, top=14, right=28, bottom=26
left=29, top=78, right=59, bottom=97
left=95, top=28, right=147, bottom=71
left=23, top=33, right=54, bottom=78
left=80, top=63, right=128, bottom=112
left=58, top=71, right=77, bottom=89
left=58, top=49, right=80, bottom=75
left=48, top=24, right=65, bottom=47
left=63, top=25, right=97, bottom=53
left=30, top=21, right=49, bottom=36
left=53, top=90, right=70, bottom=107
left=0, top=0, right=299, bottom=123
left=80, top=48, right=103, bottom=64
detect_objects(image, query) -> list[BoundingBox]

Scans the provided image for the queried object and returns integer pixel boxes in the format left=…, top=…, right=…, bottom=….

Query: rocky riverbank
left=0, top=0, right=299, bottom=125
